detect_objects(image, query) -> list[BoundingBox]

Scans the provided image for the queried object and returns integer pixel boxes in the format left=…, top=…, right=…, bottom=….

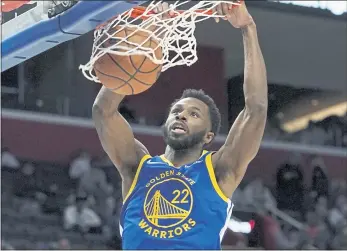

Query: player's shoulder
left=196, top=150, right=212, bottom=161
left=146, top=155, right=163, bottom=163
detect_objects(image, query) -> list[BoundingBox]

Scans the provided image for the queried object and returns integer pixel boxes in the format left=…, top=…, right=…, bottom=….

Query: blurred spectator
left=78, top=158, right=113, bottom=225
left=330, top=223, right=347, bottom=249
left=1, top=147, right=20, bottom=170
left=66, top=189, right=77, bottom=205
left=63, top=195, right=101, bottom=233
left=69, top=151, right=92, bottom=180
left=1, top=147, right=20, bottom=201
left=38, top=183, right=64, bottom=215
left=243, top=178, right=276, bottom=209
left=13, top=162, right=38, bottom=198
left=69, top=150, right=92, bottom=191
left=276, top=159, right=304, bottom=215
left=260, top=208, right=302, bottom=249
left=310, top=157, right=329, bottom=202
left=328, top=194, right=347, bottom=230
left=315, top=196, right=328, bottom=222
left=305, top=209, right=331, bottom=249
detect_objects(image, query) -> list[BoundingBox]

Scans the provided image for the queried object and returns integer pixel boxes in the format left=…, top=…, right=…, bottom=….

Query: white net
left=79, top=1, right=241, bottom=83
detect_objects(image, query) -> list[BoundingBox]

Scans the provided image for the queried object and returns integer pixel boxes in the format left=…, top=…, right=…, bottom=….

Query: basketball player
left=92, top=1, right=267, bottom=249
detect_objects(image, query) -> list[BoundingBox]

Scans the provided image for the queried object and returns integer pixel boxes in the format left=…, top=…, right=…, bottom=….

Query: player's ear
left=204, top=132, right=215, bottom=145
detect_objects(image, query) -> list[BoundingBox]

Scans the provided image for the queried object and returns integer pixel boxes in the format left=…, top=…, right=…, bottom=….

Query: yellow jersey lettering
left=146, top=171, right=178, bottom=188
left=152, top=229, right=159, bottom=237
left=174, top=226, right=183, bottom=236
left=188, top=218, right=196, bottom=227
left=182, top=223, right=191, bottom=231
left=139, top=219, right=149, bottom=229
left=181, top=175, right=193, bottom=184
left=160, top=231, right=167, bottom=238
left=165, top=170, right=174, bottom=176
left=139, top=218, right=197, bottom=239
left=168, top=230, right=174, bottom=238
left=144, top=226, right=152, bottom=235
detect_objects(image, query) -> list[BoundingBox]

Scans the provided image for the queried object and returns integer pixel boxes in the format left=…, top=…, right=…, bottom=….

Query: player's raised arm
left=212, top=2, right=268, bottom=197
left=92, top=87, right=149, bottom=181
left=90, top=3, right=174, bottom=199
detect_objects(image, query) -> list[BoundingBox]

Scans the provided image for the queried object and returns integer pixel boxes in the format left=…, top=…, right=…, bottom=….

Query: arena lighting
left=275, top=1, right=347, bottom=15
left=227, top=219, right=255, bottom=234
left=282, top=101, right=347, bottom=133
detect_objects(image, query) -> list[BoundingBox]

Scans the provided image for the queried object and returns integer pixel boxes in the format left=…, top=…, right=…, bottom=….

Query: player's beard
left=162, top=125, right=206, bottom=150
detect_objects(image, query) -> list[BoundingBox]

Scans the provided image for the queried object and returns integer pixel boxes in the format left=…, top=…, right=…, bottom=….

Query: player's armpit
left=92, top=87, right=149, bottom=180
left=212, top=106, right=266, bottom=198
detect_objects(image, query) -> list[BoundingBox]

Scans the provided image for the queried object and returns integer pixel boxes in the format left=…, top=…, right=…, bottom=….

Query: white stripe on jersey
left=119, top=223, right=123, bottom=237
left=219, top=200, right=234, bottom=243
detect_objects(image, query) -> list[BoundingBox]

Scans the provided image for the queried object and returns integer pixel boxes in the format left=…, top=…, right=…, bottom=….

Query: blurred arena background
left=1, top=0, right=347, bottom=250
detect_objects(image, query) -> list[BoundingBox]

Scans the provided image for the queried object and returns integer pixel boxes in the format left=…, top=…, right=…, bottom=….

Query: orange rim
left=1, top=0, right=31, bottom=12
left=130, top=1, right=243, bottom=18
left=96, top=1, right=243, bottom=30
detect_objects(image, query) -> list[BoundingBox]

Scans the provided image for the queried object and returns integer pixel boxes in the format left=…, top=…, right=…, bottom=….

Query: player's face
left=163, top=98, right=214, bottom=150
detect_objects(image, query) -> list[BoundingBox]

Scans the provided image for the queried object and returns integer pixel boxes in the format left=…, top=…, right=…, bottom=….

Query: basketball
left=93, top=26, right=162, bottom=95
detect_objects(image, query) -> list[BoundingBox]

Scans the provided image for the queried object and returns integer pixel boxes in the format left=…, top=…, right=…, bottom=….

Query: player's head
left=163, top=89, right=221, bottom=150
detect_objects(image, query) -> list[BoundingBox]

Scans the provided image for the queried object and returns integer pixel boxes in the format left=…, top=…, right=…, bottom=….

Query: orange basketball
left=94, top=26, right=162, bottom=95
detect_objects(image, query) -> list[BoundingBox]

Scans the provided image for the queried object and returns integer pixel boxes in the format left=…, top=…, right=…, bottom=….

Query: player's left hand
left=214, top=1, right=254, bottom=29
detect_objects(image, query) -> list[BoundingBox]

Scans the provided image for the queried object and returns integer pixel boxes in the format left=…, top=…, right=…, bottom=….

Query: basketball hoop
left=79, top=1, right=241, bottom=83
left=1, top=0, right=31, bottom=12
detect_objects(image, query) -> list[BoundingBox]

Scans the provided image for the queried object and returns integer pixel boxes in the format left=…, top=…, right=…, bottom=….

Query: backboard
left=1, top=0, right=148, bottom=72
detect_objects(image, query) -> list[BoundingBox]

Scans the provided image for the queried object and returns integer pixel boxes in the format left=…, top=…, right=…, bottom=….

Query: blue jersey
left=120, top=151, right=234, bottom=250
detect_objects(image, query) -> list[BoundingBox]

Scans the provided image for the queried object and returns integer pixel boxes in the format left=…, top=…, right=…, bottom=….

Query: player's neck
left=164, top=145, right=203, bottom=167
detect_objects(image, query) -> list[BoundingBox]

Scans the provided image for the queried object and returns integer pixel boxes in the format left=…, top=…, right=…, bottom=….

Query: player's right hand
left=152, top=2, right=175, bottom=20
